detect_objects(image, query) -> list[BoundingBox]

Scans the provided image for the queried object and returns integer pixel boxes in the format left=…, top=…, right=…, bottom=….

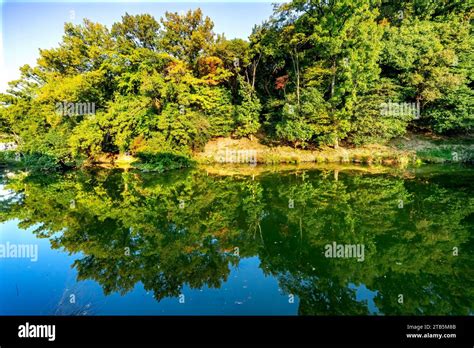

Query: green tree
left=234, top=77, right=261, bottom=138
left=160, top=9, right=215, bottom=65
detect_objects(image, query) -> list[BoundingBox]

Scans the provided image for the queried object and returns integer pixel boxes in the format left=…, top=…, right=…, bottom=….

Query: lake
left=0, top=164, right=472, bottom=315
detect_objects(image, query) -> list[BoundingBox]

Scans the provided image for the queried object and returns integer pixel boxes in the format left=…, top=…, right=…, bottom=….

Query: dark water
left=0, top=165, right=473, bottom=315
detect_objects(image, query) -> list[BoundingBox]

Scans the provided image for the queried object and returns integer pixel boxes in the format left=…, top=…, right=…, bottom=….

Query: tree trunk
left=331, top=60, right=337, bottom=149
left=331, top=59, right=336, bottom=98
left=290, top=50, right=300, bottom=106
left=295, top=48, right=300, bottom=106
left=251, top=54, right=260, bottom=91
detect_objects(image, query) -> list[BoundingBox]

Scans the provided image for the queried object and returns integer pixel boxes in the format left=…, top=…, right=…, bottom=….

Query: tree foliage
left=0, top=1, right=472, bottom=168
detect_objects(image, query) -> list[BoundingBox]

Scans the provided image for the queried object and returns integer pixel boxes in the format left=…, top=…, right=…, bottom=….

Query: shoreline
left=1, top=133, right=472, bottom=172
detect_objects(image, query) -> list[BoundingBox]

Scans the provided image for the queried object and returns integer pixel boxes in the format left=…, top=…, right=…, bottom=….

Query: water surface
left=0, top=165, right=472, bottom=315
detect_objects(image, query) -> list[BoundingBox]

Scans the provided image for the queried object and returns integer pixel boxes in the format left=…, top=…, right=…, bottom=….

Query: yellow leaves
left=410, top=73, right=424, bottom=86
left=197, top=56, right=223, bottom=76
left=165, top=60, right=193, bottom=85
left=93, top=185, right=109, bottom=199
left=282, top=25, right=295, bottom=36
left=45, top=108, right=62, bottom=128
left=37, top=70, right=105, bottom=105
left=152, top=98, right=161, bottom=111
left=304, top=64, right=333, bottom=87
left=166, top=60, right=188, bottom=76
left=130, top=135, right=148, bottom=155
left=164, top=56, right=232, bottom=87
left=196, top=56, right=231, bottom=86
left=379, top=18, right=390, bottom=28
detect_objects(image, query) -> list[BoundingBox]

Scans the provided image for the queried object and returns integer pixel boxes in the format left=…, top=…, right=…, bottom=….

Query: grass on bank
left=391, top=132, right=474, bottom=164
left=2, top=133, right=472, bottom=173
left=195, top=137, right=416, bottom=166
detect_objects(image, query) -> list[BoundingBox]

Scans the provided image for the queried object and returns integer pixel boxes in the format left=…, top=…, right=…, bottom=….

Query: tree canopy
left=0, top=2, right=472, bottom=169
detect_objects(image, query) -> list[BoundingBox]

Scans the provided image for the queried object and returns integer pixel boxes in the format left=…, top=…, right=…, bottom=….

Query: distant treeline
left=0, top=0, right=472, bottom=169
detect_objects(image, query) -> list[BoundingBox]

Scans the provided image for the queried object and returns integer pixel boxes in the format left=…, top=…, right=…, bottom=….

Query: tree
left=160, top=9, right=215, bottom=65
left=268, top=0, right=383, bottom=147
left=234, top=77, right=261, bottom=138
left=382, top=17, right=472, bottom=134
left=0, top=2, right=472, bottom=168
left=111, top=13, right=161, bottom=51
left=276, top=88, right=330, bottom=147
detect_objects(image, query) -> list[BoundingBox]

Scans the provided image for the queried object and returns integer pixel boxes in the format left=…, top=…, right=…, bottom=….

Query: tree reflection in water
left=0, top=166, right=472, bottom=315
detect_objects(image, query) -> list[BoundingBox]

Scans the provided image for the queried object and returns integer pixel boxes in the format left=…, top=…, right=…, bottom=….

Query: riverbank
left=195, top=132, right=473, bottom=166
left=195, top=137, right=412, bottom=166
left=1, top=132, right=472, bottom=171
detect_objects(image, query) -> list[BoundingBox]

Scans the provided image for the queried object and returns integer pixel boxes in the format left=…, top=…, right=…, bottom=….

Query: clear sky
left=0, top=1, right=283, bottom=92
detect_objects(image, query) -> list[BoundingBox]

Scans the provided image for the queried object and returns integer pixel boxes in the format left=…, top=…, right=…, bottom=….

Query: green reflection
left=1, top=166, right=472, bottom=315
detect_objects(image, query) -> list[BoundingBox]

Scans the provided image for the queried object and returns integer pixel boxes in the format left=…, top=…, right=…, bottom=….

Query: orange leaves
left=198, top=56, right=223, bottom=76
left=275, top=75, right=289, bottom=90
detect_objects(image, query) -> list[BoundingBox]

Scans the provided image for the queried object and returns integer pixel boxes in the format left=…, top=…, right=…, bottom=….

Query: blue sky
left=0, top=1, right=283, bottom=92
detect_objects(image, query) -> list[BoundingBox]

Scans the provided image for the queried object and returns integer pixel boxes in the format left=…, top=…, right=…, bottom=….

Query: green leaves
left=0, top=9, right=265, bottom=163
left=0, top=2, right=472, bottom=164
left=112, top=13, right=161, bottom=51
left=234, top=77, right=261, bottom=138
left=381, top=16, right=472, bottom=134
left=159, top=9, right=215, bottom=65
